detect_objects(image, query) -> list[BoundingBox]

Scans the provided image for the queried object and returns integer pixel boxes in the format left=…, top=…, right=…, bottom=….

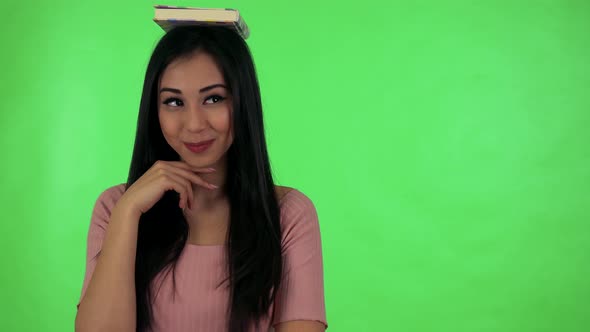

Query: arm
left=75, top=161, right=213, bottom=331
left=272, top=190, right=328, bottom=330
left=75, top=192, right=139, bottom=332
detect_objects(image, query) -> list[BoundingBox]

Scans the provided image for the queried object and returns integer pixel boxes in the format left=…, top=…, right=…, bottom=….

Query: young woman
left=75, top=26, right=327, bottom=332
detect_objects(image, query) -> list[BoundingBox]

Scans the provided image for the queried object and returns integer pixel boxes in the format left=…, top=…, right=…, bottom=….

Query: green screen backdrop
left=1, top=0, right=589, bottom=331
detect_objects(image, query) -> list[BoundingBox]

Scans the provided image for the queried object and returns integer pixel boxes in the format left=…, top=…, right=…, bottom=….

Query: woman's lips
left=184, top=139, right=214, bottom=153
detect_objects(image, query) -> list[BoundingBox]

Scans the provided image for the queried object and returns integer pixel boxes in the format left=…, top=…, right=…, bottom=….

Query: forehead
left=159, top=51, right=225, bottom=88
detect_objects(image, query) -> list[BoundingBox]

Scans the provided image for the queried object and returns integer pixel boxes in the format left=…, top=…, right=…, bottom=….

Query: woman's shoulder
left=87, top=183, right=127, bottom=227
left=275, top=185, right=294, bottom=202
left=275, top=185, right=313, bottom=207
left=95, top=183, right=127, bottom=207
left=275, top=185, right=318, bottom=225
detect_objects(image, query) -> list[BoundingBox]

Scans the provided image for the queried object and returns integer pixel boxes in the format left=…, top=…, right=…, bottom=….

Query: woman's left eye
left=204, top=95, right=225, bottom=104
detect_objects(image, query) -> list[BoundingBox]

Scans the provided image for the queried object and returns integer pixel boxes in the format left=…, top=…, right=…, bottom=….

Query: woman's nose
left=185, top=104, right=207, bottom=131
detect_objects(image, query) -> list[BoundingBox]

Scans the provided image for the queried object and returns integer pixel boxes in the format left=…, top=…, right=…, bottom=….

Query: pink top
left=78, top=184, right=328, bottom=331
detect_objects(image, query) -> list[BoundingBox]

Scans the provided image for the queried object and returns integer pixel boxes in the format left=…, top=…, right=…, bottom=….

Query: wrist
left=112, top=200, right=142, bottom=222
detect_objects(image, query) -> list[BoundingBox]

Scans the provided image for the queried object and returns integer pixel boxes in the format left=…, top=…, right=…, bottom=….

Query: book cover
left=153, top=5, right=250, bottom=39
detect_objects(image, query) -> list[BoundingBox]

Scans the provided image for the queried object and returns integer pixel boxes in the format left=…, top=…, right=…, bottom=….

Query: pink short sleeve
left=77, top=184, right=126, bottom=309
left=272, top=190, right=328, bottom=329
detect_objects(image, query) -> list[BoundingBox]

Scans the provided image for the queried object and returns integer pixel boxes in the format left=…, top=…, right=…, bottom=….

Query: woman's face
left=158, top=51, right=233, bottom=169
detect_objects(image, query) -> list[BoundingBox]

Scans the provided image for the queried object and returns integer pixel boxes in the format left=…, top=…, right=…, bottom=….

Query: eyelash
left=162, top=95, right=226, bottom=107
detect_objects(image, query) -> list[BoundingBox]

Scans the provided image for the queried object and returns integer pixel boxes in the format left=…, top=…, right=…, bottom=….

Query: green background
left=1, top=0, right=589, bottom=331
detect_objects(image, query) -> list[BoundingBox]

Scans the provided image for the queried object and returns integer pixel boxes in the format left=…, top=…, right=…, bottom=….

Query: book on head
left=153, top=5, right=250, bottom=39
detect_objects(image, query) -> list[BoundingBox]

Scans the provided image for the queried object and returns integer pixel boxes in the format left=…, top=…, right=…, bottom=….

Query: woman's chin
left=180, top=157, right=215, bottom=169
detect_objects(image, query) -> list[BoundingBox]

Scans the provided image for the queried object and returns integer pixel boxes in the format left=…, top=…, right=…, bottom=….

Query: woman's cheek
left=211, top=108, right=232, bottom=132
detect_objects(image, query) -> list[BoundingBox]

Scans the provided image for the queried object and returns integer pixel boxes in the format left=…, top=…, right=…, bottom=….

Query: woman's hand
left=116, top=160, right=216, bottom=216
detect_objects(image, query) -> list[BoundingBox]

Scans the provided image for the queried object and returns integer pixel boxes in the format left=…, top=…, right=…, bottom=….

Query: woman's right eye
left=163, top=98, right=183, bottom=107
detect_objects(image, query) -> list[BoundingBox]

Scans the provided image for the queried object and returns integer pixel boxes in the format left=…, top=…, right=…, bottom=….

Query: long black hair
left=126, top=26, right=282, bottom=332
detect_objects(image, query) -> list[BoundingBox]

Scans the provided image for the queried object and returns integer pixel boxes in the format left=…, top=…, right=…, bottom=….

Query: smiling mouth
left=186, top=138, right=215, bottom=146
left=184, top=140, right=215, bottom=153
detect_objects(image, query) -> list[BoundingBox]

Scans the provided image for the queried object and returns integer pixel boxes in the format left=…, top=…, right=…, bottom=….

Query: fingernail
left=209, top=184, right=219, bottom=189
left=208, top=168, right=216, bottom=172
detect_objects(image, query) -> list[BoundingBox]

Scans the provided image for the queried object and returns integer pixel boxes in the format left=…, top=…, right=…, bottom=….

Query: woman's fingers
left=193, top=172, right=218, bottom=189
left=168, top=161, right=215, bottom=173
left=117, top=160, right=218, bottom=215
left=185, top=176, right=193, bottom=210
left=192, top=167, right=216, bottom=173
left=165, top=163, right=218, bottom=190
left=158, top=172, right=192, bottom=209
left=152, top=161, right=219, bottom=208
left=160, top=162, right=220, bottom=209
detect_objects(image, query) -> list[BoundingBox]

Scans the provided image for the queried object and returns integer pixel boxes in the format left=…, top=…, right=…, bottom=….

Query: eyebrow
left=159, top=83, right=227, bottom=94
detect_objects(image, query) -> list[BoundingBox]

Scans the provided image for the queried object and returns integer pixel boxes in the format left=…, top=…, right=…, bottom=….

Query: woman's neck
left=187, top=157, right=228, bottom=212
